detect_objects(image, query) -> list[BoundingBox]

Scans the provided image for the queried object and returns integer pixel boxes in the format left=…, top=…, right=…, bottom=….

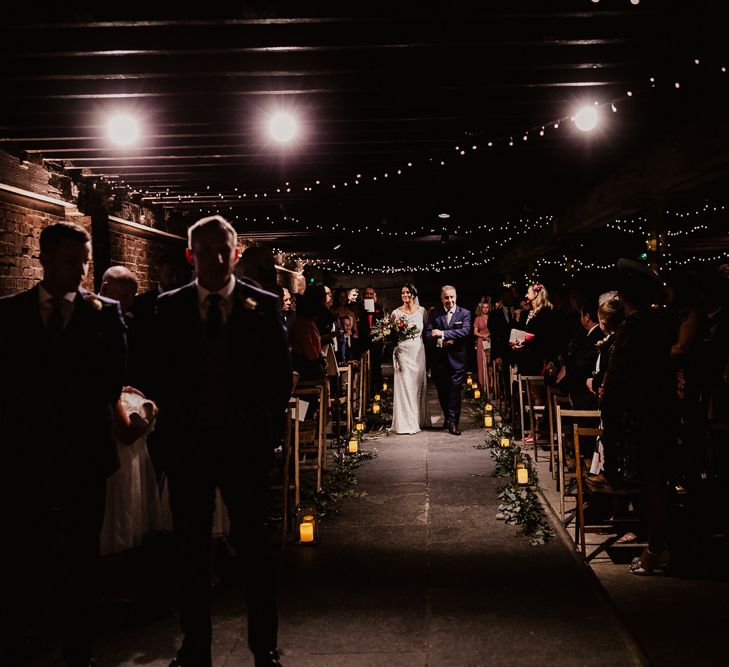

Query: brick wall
left=0, top=192, right=185, bottom=297
left=108, top=220, right=185, bottom=293
left=0, top=195, right=94, bottom=296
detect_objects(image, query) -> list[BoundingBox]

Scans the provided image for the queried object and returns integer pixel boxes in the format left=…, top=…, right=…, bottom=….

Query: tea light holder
left=295, top=505, right=319, bottom=545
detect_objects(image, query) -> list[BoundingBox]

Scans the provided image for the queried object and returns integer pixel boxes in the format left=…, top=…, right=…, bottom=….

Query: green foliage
left=471, top=409, right=554, bottom=546
left=312, top=449, right=377, bottom=518
left=496, top=483, right=554, bottom=546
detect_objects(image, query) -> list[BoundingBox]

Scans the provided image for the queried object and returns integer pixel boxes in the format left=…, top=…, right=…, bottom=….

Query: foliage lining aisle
left=464, top=382, right=555, bottom=546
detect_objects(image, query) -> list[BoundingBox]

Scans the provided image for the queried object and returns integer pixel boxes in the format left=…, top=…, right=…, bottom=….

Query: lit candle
left=516, top=467, right=529, bottom=485
left=348, top=438, right=358, bottom=453
left=356, top=422, right=365, bottom=431
left=382, top=382, right=388, bottom=392
left=500, top=437, right=510, bottom=448
left=374, top=394, right=381, bottom=402
left=485, top=403, right=493, bottom=412
left=473, top=388, right=481, bottom=399
left=466, top=376, right=473, bottom=385
left=299, top=519, right=315, bottom=543
left=484, top=415, right=493, bottom=428
left=372, top=403, right=380, bottom=414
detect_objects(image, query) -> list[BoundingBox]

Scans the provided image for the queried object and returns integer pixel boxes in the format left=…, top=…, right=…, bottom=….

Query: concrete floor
left=34, top=379, right=728, bottom=666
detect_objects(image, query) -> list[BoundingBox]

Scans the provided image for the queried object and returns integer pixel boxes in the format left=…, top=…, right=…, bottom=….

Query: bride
left=391, top=284, right=430, bottom=434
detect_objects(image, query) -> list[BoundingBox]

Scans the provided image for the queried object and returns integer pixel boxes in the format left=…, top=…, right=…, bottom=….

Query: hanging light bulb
left=574, top=106, right=599, bottom=132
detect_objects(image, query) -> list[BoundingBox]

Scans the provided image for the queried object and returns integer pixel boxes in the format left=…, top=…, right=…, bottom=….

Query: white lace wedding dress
left=391, top=306, right=430, bottom=434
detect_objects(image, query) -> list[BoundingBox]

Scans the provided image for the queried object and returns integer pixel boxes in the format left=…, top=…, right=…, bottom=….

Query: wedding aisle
left=268, top=382, right=645, bottom=666
left=33, top=382, right=645, bottom=666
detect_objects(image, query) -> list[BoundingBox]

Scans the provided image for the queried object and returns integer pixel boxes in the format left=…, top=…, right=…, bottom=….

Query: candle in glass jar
left=500, top=437, right=510, bottom=448
left=485, top=403, right=493, bottom=412
left=382, top=382, right=388, bottom=392
left=484, top=415, right=493, bottom=428
left=516, top=467, right=529, bottom=485
left=299, top=519, right=315, bottom=543
left=348, top=438, right=358, bottom=453
left=473, top=389, right=481, bottom=399
left=372, top=403, right=380, bottom=414
left=374, top=394, right=381, bottom=402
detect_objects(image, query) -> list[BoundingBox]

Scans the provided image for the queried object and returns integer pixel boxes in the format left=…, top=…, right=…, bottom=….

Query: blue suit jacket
left=424, top=304, right=472, bottom=371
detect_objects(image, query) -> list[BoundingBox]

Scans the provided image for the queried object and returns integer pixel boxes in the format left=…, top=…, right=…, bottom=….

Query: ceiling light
left=107, top=113, right=140, bottom=146
left=268, top=112, right=297, bottom=142
left=438, top=213, right=450, bottom=219
left=574, top=106, right=599, bottom=132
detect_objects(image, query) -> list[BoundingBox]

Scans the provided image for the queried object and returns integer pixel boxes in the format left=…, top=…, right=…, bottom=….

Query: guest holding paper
left=511, top=283, right=558, bottom=376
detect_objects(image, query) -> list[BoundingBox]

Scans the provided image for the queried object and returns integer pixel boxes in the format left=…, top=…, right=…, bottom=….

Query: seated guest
left=332, top=287, right=359, bottom=338
left=337, top=314, right=362, bottom=363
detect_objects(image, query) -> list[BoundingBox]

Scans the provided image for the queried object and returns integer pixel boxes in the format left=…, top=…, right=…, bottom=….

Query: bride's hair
left=401, top=283, right=418, bottom=300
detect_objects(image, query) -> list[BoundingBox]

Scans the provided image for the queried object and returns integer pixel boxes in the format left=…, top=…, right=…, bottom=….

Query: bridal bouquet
left=371, top=314, right=420, bottom=346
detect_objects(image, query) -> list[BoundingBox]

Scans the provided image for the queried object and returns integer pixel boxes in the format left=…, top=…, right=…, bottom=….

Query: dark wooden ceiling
left=1, top=2, right=726, bottom=268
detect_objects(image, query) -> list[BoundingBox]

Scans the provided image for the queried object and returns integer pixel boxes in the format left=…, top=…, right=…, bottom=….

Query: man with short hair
left=0, top=221, right=127, bottom=666
left=100, top=265, right=138, bottom=319
left=336, top=314, right=362, bottom=363
left=557, top=296, right=605, bottom=409
left=424, top=285, right=472, bottom=435
left=154, top=215, right=291, bottom=667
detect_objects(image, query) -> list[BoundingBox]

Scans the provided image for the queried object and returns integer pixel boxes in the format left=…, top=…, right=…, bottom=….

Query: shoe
left=448, top=427, right=462, bottom=436
left=524, top=435, right=534, bottom=444
left=629, top=549, right=666, bottom=576
left=254, top=649, right=283, bottom=666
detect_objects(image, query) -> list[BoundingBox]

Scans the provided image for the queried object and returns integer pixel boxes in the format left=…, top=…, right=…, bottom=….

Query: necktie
left=342, top=336, right=348, bottom=359
left=446, top=309, right=453, bottom=325
left=206, top=293, right=223, bottom=339
left=47, top=297, right=65, bottom=335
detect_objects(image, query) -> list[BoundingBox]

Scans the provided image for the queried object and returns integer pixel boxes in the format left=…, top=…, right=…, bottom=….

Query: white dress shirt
left=38, top=284, right=76, bottom=330
left=195, top=275, right=236, bottom=324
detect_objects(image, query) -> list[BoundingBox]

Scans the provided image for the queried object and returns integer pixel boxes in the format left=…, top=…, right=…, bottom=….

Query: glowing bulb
left=574, top=106, right=598, bottom=132
left=107, top=114, right=140, bottom=146
left=268, top=112, right=297, bottom=142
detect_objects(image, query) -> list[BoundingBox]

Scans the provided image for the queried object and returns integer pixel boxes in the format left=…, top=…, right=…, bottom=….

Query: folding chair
left=547, top=386, right=570, bottom=479
left=555, top=407, right=600, bottom=522
left=573, top=424, right=641, bottom=560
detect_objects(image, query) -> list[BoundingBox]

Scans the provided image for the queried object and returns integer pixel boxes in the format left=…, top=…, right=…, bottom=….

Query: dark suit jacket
left=424, top=305, right=472, bottom=371
left=153, top=280, right=292, bottom=463
left=560, top=325, right=605, bottom=407
left=336, top=334, right=362, bottom=364
left=0, top=285, right=127, bottom=479
left=488, top=306, right=515, bottom=360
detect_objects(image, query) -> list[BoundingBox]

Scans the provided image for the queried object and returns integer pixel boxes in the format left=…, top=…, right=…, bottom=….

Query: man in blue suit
left=424, top=285, right=472, bottom=435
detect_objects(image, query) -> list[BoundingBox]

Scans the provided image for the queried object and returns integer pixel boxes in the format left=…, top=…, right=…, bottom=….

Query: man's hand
left=431, top=329, right=443, bottom=338
left=443, top=339, right=454, bottom=347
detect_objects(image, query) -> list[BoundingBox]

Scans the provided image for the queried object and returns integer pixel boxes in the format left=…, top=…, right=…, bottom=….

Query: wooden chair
left=291, top=382, right=327, bottom=505
left=556, top=407, right=600, bottom=522
left=573, top=424, right=641, bottom=560
left=516, top=374, right=545, bottom=452
left=546, top=386, right=571, bottom=480
left=336, top=364, right=353, bottom=435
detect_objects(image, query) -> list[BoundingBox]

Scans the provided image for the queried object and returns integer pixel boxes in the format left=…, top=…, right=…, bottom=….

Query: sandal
left=629, top=549, right=666, bottom=576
